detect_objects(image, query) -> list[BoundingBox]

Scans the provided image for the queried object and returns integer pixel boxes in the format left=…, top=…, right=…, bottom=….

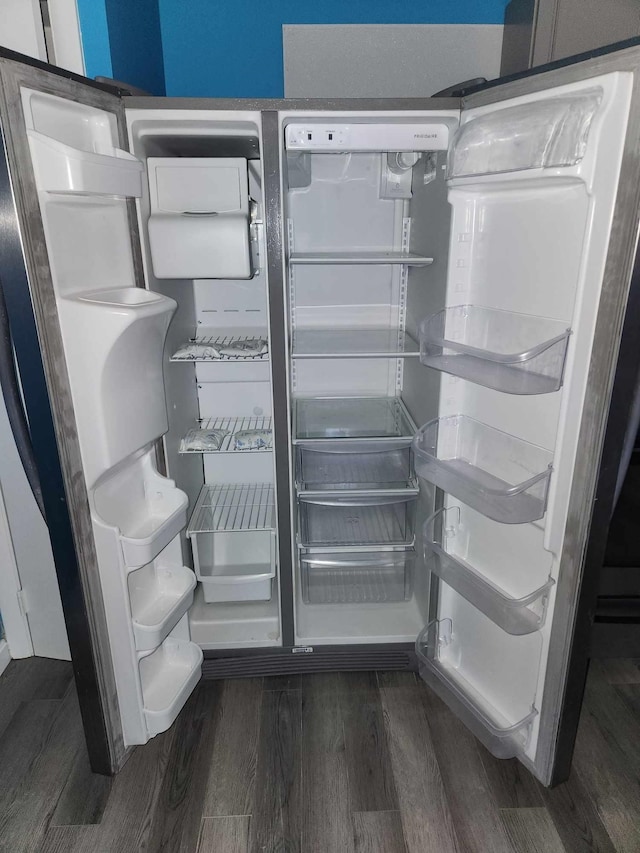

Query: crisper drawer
left=298, top=493, right=416, bottom=548
left=297, top=439, right=414, bottom=491
left=300, top=548, right=415, bottom=604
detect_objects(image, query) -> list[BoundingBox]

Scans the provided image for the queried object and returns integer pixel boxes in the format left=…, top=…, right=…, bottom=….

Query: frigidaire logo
left=414, top=133, right=438, bottom=138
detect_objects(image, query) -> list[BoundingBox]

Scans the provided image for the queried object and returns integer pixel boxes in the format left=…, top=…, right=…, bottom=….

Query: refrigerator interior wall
left=281, top=112, right=459, bottom=645
left=20, top=87, right=202, bottom=746
left=126, top=110, right=282, bottom=650
left=423, top=72, right=633, bottom=765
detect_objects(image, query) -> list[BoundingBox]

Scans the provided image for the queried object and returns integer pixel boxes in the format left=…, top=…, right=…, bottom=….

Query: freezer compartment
left=420, top=306, right=571, bottom=395
left=413, top=416, right=553, bottom=524
left=300, top=547, right=414, bottom=604
left=416, top=618, right=539, bottom=759
left=187, top=484, right=276, bottom=603
left=294, top=396, right=416, bottom=441
left=139, top=633, right=203, bottom=738
left=298, top=492, right=416, bottom=548
left=425, top=508, right=554, bottom=635
left=296, top=440, right=415, bottom=491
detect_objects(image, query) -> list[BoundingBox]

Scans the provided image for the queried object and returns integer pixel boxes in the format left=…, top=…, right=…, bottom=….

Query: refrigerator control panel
left=285, top=123, right=449, bottom=152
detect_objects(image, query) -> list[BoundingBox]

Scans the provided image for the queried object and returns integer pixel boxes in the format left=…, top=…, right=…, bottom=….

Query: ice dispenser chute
left=147, top=157, right=253, bottom=279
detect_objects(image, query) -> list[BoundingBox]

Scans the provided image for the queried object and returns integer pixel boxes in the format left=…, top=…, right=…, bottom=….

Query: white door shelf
left=296, top=440, right=415, bottom=492
left=187, top=484, right=276, bottom=603
left=416, top=620, right=538, bottom=759
left=420, top=306, right=571, bottom=395
left=128, top=554, right=197, bottom=651
left=298, top=492, right=416, bottom=548
left=27, top=130, right=143, bottom=196
left=289, top=251, right=433, bottom=265
left=291, top=329, right=419, bottom=359
left=93, top=450, right=188, bottom=569
left=413, top=416, right=553, bottom=524
left=425, top=510, right=554, bottom=635
left=294, top=396, right=416, bottom=442
left=300, top=548, right=414, bottom=604
left=180, top=416, right=273, bottom=454
left=139, top=637, right=203, bottom=738
left=171, top=333, right=269, bottom=362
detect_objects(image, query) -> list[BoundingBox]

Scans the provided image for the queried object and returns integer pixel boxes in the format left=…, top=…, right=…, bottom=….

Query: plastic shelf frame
left=413, top=415, right=553, bottom=524
left=420, top=306, right=571, bottom=395
left=424, top=508, right=554, bottom=635
left=416, top=620, right=538, bottom=759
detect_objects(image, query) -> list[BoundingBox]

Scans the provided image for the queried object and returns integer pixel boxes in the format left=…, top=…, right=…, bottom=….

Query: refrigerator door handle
left=0, top=276, right=45, bottom=520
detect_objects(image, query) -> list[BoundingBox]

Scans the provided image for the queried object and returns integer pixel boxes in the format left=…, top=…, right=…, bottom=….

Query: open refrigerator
left=0, top=40, right=639, bottom=785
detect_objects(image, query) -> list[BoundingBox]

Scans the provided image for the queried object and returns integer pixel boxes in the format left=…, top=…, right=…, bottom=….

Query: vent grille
left=201, top=649, right=415, bottom=680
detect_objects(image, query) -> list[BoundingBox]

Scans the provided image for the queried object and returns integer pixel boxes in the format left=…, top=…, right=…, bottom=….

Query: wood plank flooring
left=0, top=657, right=638, bottom=852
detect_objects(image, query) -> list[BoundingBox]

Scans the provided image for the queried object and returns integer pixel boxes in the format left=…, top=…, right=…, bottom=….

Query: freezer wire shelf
left=416, top=620, right=538, bottom=759
left=413, top=415, right=553, bottom=524
left=171, top=333, right=269, bottom=362
left=289, top=251, right=434, bottom=266
left=420, top=306, right=571, bottom=395
left=291, top=329, right=419, bottom=359
left=425, top=509, right=554, bottom=635
left=188, top=483, right=275, bottom=534
left=180, top=416, right=273, bottom=454
left=294, top=396, right=417, bottom=442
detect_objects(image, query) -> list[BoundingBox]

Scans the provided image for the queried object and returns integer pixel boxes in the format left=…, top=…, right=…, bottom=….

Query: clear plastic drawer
left=300, top=548, right=414, bottom=604
left=296, top=439, right=414, bottom=491
left=298, top=493, right=416, bottom=548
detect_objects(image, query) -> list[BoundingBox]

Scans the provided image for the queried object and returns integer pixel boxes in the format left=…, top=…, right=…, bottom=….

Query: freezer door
left=414, top=42, right=640, bottom=785
left=0, top=49, right=200, bottom=773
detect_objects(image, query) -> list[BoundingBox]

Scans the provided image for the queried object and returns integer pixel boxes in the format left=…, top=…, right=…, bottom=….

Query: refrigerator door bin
left=93, top=450, right=189, bottom=569
left=300, top=548, right=414, bottom=604
left=413, top=415, right=553, bottom=523
left=425, top=510, right=554, bottom=635
left=298, top=493, right=416, bottom=548
left=187, top=484, right=276, bottom=603
left=139, top=637, right=204, bottom=738
left=291, top=329, right=419, bottom=359
left=27, top=129, right=144, bottom=196
left=419, top=306, right=571, bottom=394
left=294, top=396, right=416, bottom=441
left=416, top=620, right=538, bottom=759
left=297, top=440, right=414, bottom=491
left=128, top=539, right=197, bottom=651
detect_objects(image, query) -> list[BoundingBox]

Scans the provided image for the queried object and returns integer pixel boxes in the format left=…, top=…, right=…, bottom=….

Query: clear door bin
left=424, top=510, right=554, bottom=635
left=297, top=440, right=414, bottom=491
left=298, top=493, right=416, bottom=548
left=300, top=549, right=414, bottom=604
left=416, top=620, right=538, bottom=759
left=420, top=306, right=571, bottom=394
left=413, top=416, right=553, bottom=523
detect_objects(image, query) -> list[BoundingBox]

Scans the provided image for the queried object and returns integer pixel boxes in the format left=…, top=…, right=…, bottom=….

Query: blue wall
left=77, top=0, right=166, bottom=94
left=78, top=1, right=508, bottom=98
left=158, top=1, right=509, bottom=97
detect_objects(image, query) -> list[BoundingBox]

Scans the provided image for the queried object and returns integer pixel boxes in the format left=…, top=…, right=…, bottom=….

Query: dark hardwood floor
left=0, top=657, right=638, bottom=852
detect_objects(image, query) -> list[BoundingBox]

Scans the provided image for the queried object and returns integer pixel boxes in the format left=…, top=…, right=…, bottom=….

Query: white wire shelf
left=188, top=483, right=275, bottom=534
left=171, top=333, right=269, bottom=362
left=292, top=329, right=419, bottom=359
left=179, top=416, right=273, bottom=454
left=289, top=251, right=433, bottom=266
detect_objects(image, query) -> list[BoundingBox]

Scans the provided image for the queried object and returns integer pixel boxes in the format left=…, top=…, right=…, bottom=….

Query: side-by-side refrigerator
left=0, top=41, right=639, bottom=787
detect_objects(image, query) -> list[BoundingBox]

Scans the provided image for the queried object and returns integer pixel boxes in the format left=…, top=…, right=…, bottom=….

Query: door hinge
left=16, top=588, right=28, bottom=618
